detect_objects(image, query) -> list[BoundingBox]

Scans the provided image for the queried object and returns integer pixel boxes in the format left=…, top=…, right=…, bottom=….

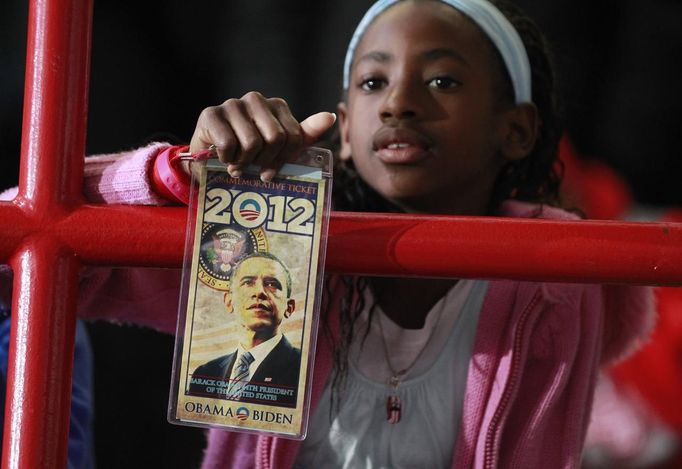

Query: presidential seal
left=198, top=224, right=268, bottom=290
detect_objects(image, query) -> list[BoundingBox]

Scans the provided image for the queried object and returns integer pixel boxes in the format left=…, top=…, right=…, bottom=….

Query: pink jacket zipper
left=257, top=436, right=273, bottom=469
left=483, top=290, right=541, bottom=468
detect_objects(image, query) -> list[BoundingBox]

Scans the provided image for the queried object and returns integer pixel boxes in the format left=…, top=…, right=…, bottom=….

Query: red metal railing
left=1, top=0, right=92, bottom=467
left=0, top=0, right=681, bottom=467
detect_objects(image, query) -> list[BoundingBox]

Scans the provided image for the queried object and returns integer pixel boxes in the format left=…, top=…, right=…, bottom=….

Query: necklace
left=376, top=301, right=447, bottom=424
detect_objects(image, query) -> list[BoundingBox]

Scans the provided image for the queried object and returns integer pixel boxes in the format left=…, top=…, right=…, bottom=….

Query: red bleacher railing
left=0, top=0, right=681, bottom=467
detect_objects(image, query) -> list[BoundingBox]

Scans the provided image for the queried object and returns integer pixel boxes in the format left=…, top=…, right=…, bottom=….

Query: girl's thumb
left=301, top=112, right=337, bottom=144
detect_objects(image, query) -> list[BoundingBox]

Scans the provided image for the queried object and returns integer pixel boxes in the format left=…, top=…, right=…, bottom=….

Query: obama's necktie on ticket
left=227, top=351, right=254, bottom=399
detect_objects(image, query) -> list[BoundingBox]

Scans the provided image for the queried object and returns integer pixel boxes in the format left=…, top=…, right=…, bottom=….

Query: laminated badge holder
left=167, top=144, right=332, bottom=441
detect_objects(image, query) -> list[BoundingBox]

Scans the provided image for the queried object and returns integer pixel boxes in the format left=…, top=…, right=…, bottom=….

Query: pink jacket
left=69, top=145, right=654, bottom=468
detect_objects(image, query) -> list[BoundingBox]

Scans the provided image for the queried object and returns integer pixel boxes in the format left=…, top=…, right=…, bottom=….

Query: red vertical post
left=5, top=242, right=79, bottom=468
left=2, top=0, right=93, bottom=467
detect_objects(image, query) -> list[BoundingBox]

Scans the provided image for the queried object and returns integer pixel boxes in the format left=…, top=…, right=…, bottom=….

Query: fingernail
left=228, top=165, right=241, bottom=178
left=260, top=169, right=276, bottom=183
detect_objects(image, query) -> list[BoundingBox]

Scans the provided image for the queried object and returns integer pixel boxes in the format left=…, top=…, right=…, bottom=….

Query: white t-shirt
left=295, top=279, right=488, bottom=469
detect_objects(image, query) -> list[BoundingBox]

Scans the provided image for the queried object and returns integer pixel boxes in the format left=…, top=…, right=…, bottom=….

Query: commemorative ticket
left=169, top=148, right=332, bottom=439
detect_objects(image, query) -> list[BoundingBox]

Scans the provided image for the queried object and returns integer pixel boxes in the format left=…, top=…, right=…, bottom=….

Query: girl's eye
left=360, top=78, right=386, bottom=91
left=427, top=77, right=459, bottom=90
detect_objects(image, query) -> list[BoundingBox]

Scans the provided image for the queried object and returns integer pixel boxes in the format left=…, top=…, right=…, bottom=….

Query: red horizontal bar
left=2, top=203, right=681, bottom=286
left=0, top=203, right=31, bottom=261
left=328, top=212, right=682, bottom=286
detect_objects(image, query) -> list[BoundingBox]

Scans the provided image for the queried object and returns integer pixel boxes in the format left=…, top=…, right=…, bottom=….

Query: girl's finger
left=301, top=112, right=337, bottom=145
left=220, top=97, right=264, bottom=177
left=191, top=98, right=336, bottom=182
left=242, top=92, right=287, bottom=172
left=270, top=98, right=304, bottom=166
left=261, top=110, right=336, bottom=182
left=190, top=105, right=239, bottom=165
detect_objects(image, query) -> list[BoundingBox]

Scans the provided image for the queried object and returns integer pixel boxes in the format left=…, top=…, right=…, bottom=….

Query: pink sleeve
left=0, top=187, right=18, bottom=201
left=600, top=284, right=655, bottom=364
left=2, top=142, right=173, bottom=204
left=583, top=372, right=655, bottom=462
left=3, top=143, right=182, bottom=332
left=0, top=185, right=13, bottom=305
left=78, top=142, right=184, bottom=331
left=83, top=141, right=172, bottom=205
left=78, top=267, right=181, bottom=334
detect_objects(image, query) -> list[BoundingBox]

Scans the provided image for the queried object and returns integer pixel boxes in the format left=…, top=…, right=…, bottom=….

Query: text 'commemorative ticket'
left=169, top=148, right=332, bottom=439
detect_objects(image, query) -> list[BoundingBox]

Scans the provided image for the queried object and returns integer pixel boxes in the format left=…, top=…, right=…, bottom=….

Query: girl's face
left=339, top=0, right=523, bottom=215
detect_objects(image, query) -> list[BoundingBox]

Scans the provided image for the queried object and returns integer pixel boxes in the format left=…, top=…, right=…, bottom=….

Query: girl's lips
left=372, top=126, right=432, bottom=164
left=375, top=145, right=431, bottom=164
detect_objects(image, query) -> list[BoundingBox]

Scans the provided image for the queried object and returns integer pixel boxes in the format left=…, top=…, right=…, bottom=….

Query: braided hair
left=488, top=0, right=565, bottom=211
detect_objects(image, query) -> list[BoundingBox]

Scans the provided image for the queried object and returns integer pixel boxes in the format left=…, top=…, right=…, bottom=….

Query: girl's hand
left=189, top=92, right=336, bottom=181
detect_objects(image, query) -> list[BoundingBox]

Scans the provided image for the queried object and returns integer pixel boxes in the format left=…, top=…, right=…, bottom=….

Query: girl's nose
left=379, top=80, right=422, bottom=122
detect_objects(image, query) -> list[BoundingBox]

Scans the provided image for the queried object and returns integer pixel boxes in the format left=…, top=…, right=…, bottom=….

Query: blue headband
left=342, top=0, right=532, bottom=104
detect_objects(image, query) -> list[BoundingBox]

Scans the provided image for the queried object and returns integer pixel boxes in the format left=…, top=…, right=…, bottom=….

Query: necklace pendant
left=386, top=394, right=401, bottom=424
left=389, top=375, right=401, bottom=388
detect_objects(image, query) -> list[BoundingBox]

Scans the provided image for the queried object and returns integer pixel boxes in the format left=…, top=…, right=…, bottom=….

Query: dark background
left=2, top=1, right=681, bottom=467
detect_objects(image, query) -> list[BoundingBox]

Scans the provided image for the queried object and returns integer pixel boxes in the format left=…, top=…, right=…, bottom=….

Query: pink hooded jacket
left=64, top=144, right=653, bottom=468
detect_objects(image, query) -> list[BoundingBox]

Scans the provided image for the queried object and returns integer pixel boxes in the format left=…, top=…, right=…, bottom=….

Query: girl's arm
left=78, top=267, right=181, bottom=334
left=0, top=141, right=179, bottom=205
left=82, top=141, right=174, bottom=205
left=1, top=142, right=182, bottom=328
left=76, top=142, right=187, bottom=332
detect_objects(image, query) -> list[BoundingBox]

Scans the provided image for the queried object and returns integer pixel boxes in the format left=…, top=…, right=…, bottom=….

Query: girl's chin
left=372, top=180, right=470, bottom=214
left=377, top=187, right=447, bottom=212
left=373, top=176, right=439, bottom=199
left=357, top=166, right=454, bottom=210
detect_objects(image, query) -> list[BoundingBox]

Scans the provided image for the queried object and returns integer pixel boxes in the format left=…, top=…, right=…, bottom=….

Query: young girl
left=75, top=0, right=653, bottom=467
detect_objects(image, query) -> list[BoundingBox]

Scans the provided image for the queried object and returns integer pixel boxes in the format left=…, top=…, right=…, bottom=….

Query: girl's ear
left=500, top=103, right=539, bottom=161
left=337, top=101, right=352, bottom=161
